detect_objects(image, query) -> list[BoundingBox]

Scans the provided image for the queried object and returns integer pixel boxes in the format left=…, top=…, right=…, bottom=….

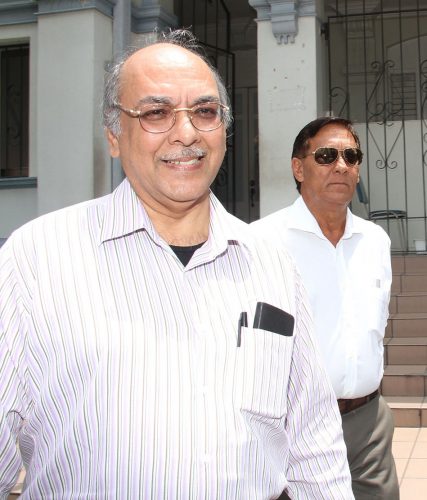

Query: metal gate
left=327, top=0, right=427, bottom=252
left=175, top=0, right=236, bottom=215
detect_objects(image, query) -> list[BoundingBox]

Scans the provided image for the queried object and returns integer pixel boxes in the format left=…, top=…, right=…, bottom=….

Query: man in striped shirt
left=0, top=30, right=353, bottom=499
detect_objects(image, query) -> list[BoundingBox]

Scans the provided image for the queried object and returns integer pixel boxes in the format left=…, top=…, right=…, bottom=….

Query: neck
left=302, top=196, right=348, bottom=247
left=142, top=195, right=211, bottom=246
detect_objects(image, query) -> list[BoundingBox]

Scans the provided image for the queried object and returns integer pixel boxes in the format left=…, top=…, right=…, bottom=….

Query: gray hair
left=103, top=29, right=233, bottom=136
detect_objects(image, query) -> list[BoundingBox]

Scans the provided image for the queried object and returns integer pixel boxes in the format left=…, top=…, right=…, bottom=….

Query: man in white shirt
left=0, top=32, right=353, bottom=499
left=252, top=117, right=399, bottom=499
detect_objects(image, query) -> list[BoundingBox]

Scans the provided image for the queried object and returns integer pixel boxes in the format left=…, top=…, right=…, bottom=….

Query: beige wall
left=257, top=15, right=326, bottom=217
left=0, top=8, right=113, bottom=238
left=0, top=22, right=38, bottom=237
left=352, top=121, right=427, bottom=252
left=36, top=9, right=112, bottom=216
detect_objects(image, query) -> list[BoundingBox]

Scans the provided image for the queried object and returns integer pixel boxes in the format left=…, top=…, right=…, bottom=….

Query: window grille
left=390, top=73, right=417, bottom=120
left=0, top=44, right=29, bottom=178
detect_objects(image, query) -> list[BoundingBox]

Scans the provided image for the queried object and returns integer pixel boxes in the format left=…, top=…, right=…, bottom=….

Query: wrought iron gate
left=175, top=0, right=236, bottom=214
left=327, top=0, right=427, bottom=252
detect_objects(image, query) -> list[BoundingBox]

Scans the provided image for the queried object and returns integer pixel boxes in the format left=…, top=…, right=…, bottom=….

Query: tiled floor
left=393, top=427, right=427, bottom=499
left=8, top=428, right=427, bottom=498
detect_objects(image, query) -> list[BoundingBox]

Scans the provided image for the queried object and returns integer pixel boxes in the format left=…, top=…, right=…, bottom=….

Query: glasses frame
left=113, top=101, right=229, bottom=134
left=307, top=147, right=363, bottom=167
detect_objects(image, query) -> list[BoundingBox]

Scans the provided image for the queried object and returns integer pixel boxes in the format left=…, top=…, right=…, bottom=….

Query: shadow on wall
left=0, top=238, right=7, bottom=248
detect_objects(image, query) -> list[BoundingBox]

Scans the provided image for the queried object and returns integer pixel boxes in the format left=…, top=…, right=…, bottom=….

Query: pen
left=237, top=311, right=248, bottom=347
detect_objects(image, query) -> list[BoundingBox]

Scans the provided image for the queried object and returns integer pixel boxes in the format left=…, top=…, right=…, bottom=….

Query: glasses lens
left=314, top=147, right=338, bottom=165
left=343, top=148, right=362, bottom=165
left=191, top=103, right=223, bottom=131
left=313, top=147, right=363, bottom=166
left=139, top=104, right=174, bottom=133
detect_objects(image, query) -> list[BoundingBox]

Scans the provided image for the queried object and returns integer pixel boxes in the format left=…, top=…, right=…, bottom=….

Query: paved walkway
left=393, top=427, right=427, bottom=499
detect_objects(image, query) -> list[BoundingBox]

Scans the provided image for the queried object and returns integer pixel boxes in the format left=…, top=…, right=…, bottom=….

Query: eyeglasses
left=113, top=101, right=229, bottom=133
left=308, top=147, right=363, bottom=166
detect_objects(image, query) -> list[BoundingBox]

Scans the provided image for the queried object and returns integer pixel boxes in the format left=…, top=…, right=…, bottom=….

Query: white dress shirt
left=0, top=180, right=353, bottom=499
left=252, top=196, right=391, bottom=400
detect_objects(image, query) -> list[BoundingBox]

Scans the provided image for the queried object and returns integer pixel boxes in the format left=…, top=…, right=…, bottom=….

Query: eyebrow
left=135, top=95, right=221, bottom=107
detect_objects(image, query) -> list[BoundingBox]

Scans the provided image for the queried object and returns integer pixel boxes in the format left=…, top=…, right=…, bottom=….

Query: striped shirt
left=0, top=179, right=353, bottom=499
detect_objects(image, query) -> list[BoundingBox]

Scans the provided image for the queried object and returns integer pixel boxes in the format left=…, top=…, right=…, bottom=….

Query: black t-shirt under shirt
left=170, top=242, right=205, bottom=267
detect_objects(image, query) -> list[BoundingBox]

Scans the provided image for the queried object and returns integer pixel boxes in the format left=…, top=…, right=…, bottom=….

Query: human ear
left=106, top=128, right=120, bottom=158
left=291, top=157, right=304, bottom=183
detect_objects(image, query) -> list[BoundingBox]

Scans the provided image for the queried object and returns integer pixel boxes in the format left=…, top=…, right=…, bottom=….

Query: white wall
left=0, top=188, right=37, bottom=237
left=256, top=15, right=326, bottom=217
left=0, top=22, right=38, bottom=238
left=36, top=9, right=112, bottom=216
left=0, top=8, right=113, bottom=238
left=352, top=121, right=427, bottom=251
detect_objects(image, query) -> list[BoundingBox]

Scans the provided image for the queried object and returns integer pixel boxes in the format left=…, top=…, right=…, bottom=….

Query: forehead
left=310, top=123, right=357, bottom=146
left=121, top=44, right=218, bottom=101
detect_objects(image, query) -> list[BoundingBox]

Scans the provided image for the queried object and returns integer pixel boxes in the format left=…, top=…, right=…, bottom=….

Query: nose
left=334, top=153, right=349, bottom=173
left=168, top=109, right=199, bottom=146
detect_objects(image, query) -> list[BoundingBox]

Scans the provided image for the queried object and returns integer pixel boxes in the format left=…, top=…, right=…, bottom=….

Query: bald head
left=103, top=30, right=232, bottom=137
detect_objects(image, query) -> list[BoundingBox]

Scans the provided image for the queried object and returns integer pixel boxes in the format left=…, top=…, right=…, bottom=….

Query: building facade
left=1, top=0, right=426, bottom=252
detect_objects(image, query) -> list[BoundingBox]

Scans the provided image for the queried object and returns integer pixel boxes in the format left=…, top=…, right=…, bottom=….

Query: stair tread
left=382, top=257, right=427, bottom=410
left=389, top=312, right=427, bottom=319
left=384, top=396, right=427, bottom=408
left=393, top=271, right=427, bottom=274
left=384, top=364, right=427, bottom=375
left=386, top=337, right=427, bottom=345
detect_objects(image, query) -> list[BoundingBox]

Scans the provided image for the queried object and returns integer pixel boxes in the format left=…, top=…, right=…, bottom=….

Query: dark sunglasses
left=309, top=147, right=363, bottom=166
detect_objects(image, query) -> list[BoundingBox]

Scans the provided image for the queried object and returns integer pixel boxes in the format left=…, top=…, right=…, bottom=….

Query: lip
left=327, top=182, right=351, bottom=191
left=162, top=156, right=204, bottom=170
left=329, top=181, right=349, bottom=186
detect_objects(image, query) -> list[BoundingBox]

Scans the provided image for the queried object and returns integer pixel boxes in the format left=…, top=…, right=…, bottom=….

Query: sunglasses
left=309, top=147, right=363, bottom=166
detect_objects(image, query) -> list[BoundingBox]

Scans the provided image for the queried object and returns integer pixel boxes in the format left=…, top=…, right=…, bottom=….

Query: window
left=0, top=44, right=29, bottom=178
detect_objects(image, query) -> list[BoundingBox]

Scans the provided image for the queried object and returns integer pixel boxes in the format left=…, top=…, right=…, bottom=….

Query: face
left=107, top=44, right=227, bottom=215
left=292, top=123, right=360, bottom=210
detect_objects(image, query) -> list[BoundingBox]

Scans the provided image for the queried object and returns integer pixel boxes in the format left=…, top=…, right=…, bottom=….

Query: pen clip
left=237, top=312, right=248, bottom=347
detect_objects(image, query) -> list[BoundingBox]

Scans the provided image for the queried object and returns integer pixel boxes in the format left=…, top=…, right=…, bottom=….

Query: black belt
left=337, top=390, right=379, bottom=415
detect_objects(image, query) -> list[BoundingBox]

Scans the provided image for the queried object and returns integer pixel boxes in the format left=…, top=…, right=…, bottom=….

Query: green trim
left=0, top=0, right=116, bottom=26
left=0, top=176, right=37, bottom=189
left=37, top=0, right=115, bottom=17
left=132, top=4, right=177, bottom=33
left=0, top=1, right=37, bottom=25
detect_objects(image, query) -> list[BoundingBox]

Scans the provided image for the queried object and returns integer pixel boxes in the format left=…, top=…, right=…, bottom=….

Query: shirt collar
left=99, top=178, right=253, bottom=264
left=206, top=193, right=253, bottom=258
left=289, top=195, right=363, bottom=239
left=100, top=178, right=156, bottom=244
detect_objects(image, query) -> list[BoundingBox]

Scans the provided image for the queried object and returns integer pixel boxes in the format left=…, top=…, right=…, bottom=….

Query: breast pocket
left=234, top=327, right=293, bottom=418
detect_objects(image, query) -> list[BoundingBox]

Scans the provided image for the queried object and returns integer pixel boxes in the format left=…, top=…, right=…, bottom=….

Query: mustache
left=160, top=148, right=207, bottom=161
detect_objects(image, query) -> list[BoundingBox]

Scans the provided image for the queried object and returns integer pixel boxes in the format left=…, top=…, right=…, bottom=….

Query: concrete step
left=384, top=337, right=427, bottom=365
left=392, top=254, right=427, bottom=274
left=392, top=273, right=427, bottom=294
left=386, top=255, right=427, bottom=426
left=387, top=312, right=427, bottom=337
left=390, top=291, right=427, bottom=314
left=385, top=396, right=427, bottom=427
left=381, top=365, right=427, bottom=397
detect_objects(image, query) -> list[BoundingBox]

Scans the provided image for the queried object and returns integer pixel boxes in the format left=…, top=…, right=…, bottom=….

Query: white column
left=36, top=5, right=113, bottom=215
left=250, top=0, right=326, bottom=216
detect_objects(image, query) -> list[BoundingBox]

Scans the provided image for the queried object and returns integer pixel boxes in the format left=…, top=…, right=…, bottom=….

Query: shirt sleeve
left=0, top=239, right=30, bottom=498
left=380, top=230, right=392, bottom=331
left=284, top=268, right=354, bottom=499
